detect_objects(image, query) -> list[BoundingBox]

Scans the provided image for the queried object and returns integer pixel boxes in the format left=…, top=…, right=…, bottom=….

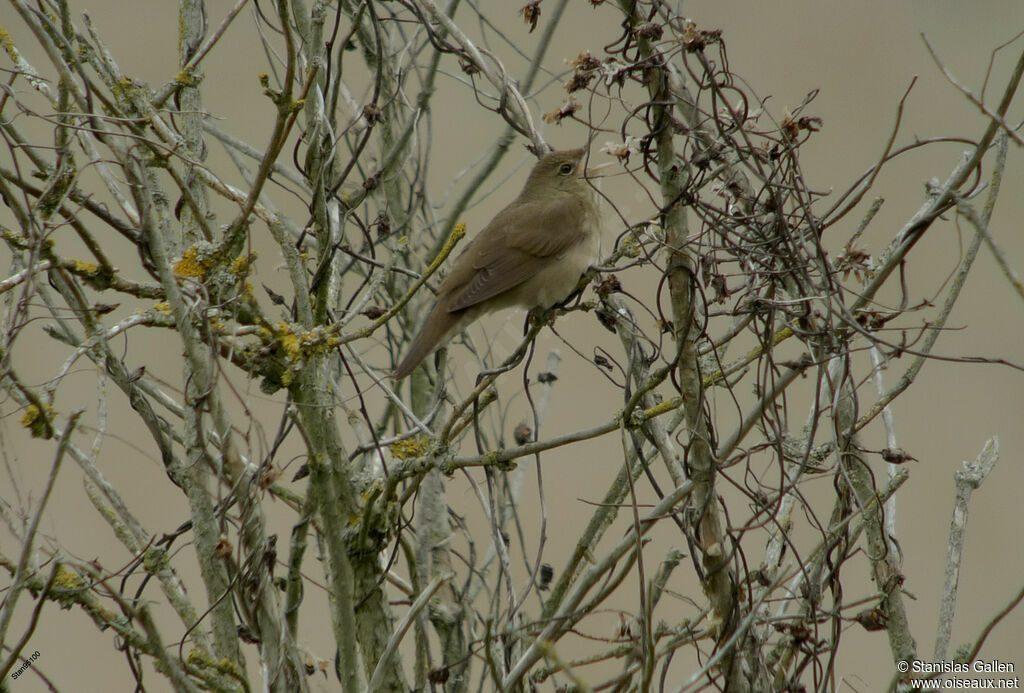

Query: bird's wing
left=447, top=196, right=589, bottom=312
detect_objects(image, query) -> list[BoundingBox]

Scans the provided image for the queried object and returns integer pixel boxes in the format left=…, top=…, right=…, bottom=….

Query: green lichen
left=142, top=546, right=169, bottom=575
left=35, top=166, right=77, bottom=220
left=186, top=648, right=215, bottom=669
left=0, top=24, right=17, bottom=59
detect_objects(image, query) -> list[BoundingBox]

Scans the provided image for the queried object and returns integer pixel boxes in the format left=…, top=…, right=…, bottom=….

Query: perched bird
left=393, top=148, right=602, bottom=379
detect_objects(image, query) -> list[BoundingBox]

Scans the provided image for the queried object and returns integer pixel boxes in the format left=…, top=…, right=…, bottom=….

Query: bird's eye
left=558, top=162, right=574, bottom=175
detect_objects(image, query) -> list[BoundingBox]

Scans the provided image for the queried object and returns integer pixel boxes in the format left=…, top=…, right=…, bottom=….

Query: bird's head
left=521, top=148, right=593, bottom=201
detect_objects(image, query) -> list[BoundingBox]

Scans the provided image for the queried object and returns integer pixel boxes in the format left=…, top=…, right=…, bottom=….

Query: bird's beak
left=584, top=161, right=617, bottom=179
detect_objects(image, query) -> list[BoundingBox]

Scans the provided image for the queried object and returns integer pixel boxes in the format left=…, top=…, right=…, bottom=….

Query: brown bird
left=393, top=148, right=602, bottom=379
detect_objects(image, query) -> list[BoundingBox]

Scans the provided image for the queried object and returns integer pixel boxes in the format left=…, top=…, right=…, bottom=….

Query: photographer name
left=913, top=660, right=1015, bottom=674
left=10, top=650, right=41, bottom=679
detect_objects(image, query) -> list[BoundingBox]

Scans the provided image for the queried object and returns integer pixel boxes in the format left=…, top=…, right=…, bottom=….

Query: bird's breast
left=506, top=217, right=601, bottom=310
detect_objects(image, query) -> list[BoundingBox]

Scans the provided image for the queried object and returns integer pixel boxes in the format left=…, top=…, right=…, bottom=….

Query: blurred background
left=2, top=1, right=1023, bottom=690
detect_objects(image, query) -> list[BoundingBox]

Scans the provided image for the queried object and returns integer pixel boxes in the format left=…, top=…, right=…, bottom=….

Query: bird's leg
left=526, top=304, right=560, bottom=329
left=431, top=346, right=448, bottom=380
left=556, top=283, right=589, bottom=311
left=475, top=311, right=548, bottom=383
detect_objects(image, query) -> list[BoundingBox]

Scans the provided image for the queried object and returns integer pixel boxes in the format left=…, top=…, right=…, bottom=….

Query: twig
left=367, top=572, right=452, bottom=691
left=0, top=411, right=82, bottom=678
left=922, top=35, right=1024, bottom=147
left=934, top=437, right=1000, bottom=661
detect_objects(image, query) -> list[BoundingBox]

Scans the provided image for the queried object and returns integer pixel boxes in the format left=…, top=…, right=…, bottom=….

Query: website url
left=903, top=678, right=1021, bottom=690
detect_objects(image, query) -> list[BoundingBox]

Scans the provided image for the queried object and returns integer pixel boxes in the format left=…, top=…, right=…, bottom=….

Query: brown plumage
left=393, top=148, right=602, bottom=379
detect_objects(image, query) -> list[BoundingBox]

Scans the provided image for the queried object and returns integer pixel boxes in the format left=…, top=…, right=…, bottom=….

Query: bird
left=392, top=148, right=602, bottom=379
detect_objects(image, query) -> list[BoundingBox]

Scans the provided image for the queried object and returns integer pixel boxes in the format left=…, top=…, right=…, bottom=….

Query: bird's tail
left=392, top=301, right=461, bottom=380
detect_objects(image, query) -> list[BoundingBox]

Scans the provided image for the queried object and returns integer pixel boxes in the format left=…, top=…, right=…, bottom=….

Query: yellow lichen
left=276, top=322, right=301, bottom=360
left=229, top=252, right=256, bottom=277
left=173, top=246, right=206, bottom=278
left=53, top=564, right=84, bottom=589
left=72, top=259, right=99, bottom=274
left=153, top=302, right=171, bottom=313
left=19, top=403, right=54, bottom=439
left=389, top=435, right=429, bottom=460
left=361, top=482, right=384, bottom=505
left=621, top=236, right=642, bottom=259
